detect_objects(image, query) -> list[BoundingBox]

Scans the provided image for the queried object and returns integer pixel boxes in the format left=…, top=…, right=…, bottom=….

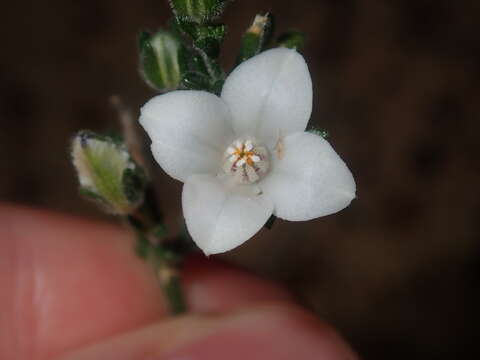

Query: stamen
left=236, top=158, right=246, bottom=167
left=223, top=138, right=270, bottom=184
left=250, top=155, right=260, bottom=163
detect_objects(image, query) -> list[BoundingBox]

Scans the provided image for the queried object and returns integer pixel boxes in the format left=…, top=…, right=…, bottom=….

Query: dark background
left=1, top=0, right=479, bottom=358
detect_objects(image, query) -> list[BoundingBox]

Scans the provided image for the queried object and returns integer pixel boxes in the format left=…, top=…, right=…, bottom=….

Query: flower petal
left=140, top=90, right=234, bottom=182
left=221, top=48, right=312, bottom=148
left=182, top=174, right=273, bottom=255
left=260, top=132, right=356, bottom=221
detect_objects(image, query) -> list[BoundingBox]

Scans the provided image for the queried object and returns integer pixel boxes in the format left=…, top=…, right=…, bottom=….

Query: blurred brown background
left=1, top=0, right=479, bottom=358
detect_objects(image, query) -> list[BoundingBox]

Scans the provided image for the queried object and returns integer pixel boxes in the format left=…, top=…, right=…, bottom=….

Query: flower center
left=222, top=139, right=269, bottom=184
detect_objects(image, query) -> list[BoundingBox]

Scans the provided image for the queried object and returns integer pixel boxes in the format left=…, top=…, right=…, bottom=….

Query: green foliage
left=138, top=0, right=233, bottom=94
left=138, top=30, right=186, bottom=91
left=169, top=0, right=231, bottom=24
left=151, top=223, right=168, bottom=240
left=277, top=31, right=306, bottom=50
left=134, top=231, right=151, bottom=260
left=72, top=131, right=146, bottom=214
left=162, top=274, right=186, bottom=314
left=192, top=24, right=226, bottom=58
left=173, top=19, right=226, bottom=60
left=172, top=17, right=226, bottom=92
left=211, top=79, right=225, bottom=95
left=182, top=71, right=211, bottom=90
left=123, top=167, right=147, bottom=204
left=237, top=13, right=275, bottom=64
left=308, top=128, right=329, bottom=139
left=79, top=187, right=106, bottom=202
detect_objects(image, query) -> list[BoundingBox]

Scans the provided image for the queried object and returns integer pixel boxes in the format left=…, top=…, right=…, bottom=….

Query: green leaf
left=175, top=20, right=226, bottom=59
left=151, top=223, right=168, bottom=240
left=122, top=167, right=147, bottom=204
left=277, top=31, right=306, bottom=50
left=172, top=17, right=225, bottom=90
left=194, top=37, right=220, bottom=58
left=182, top=71, right=212, bottom=90
left=79, top=187, right=106, bottom=202
left=72, top=131, right=145, bottom=215
left=212, top=79, right=224, bottom=95
left=308, top=128, right=329, bottom=139
left=169, top=0, right=231, bottom=24
left=189, top=53, right=210, bottom=75
left=138, top=30, right=186, bottom=91
left=172, top=17, right=198, bottom=39
left=236, top=14, right=274, bottom=64
left=161, top=273, right=186, bottom=314
left=134, top=231, right=151, bottom=260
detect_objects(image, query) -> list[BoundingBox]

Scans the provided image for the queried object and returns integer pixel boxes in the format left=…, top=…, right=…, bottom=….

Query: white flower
left=140, top=48, right=356, bottom=255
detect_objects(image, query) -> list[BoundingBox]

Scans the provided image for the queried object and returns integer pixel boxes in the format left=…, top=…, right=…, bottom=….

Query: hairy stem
left=127, top=198, right=188, bottom=316
left=158, top=265, right=187, bottom=315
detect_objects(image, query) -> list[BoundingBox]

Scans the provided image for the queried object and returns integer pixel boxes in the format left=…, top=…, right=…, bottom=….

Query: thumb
left=55, top=303, right=357, bottom=360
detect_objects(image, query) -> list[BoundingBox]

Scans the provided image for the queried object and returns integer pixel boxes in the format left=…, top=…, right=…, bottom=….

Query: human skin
left=0, top=203, right=357, bottom=360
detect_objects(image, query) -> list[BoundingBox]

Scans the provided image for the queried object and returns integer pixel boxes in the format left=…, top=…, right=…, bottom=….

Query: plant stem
left=194, top=46, right=219, bottom=81
left=127, top=199, right=188, bottom=316
left=158, top=264, right=187, bottom=315
left=113, top=98, right=189, bottom=315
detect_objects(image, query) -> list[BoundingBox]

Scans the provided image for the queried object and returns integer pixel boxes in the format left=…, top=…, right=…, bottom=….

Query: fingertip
left=182, top=255, right=293, bottom=313
left=0, top=203, right=165, bottom=358
left=57, top=302, right=358, bottom=360
left=163, top=303, right=358, bottom=360
left=0, top=203, right=323, bottom=360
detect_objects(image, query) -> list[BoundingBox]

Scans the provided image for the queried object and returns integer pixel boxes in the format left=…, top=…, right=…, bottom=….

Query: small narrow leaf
left=212, top=79, right=225, bottom=95
left=308, top=128, right=329, bottom=139
left=182, top=71, right=212, bottom=90
left=169, top=0, right=230, bottom=24
left=151, top=223, right=168, bottom=240
left=176, top=21, right=226, bottom=59
left=236, top=14, right=274, bottom=64
left=123, top=167, right=147, bottom=204
left=277, top=31, right=306, bottom=50
left=134, top=231, right=151, bottom=260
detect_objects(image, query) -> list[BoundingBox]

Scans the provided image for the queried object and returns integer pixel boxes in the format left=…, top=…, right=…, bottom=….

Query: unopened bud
left=71, top=131, right=146, bottom=214
left=237, top=14, right=274, bottom=64
left=139, top=31, right=185, bottom=92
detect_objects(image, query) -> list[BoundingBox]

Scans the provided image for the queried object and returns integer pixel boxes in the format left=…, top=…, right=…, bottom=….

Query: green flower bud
left=169, top=0, right=230, bottom=23
left=71, top=131, right=146, bottom=214
left=139, top=30, right=186, bottom=91
left=237, top=14, right=274, bottom=64
left=277, top=31, right=306, bottom=50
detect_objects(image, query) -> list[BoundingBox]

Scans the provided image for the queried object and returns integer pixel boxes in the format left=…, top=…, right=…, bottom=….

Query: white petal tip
left=183, top=175, right=273, bottom=255
left=261, top=132, right=356, bottom=221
